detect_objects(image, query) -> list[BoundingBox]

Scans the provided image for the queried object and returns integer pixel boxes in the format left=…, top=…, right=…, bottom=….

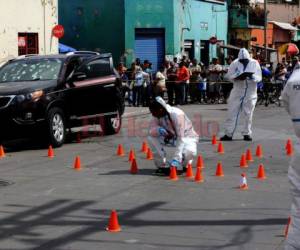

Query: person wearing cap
left=287, top=56, right=300, bottom=80
left=148, top=97, right=199, bottom=175
left=220, top=48, right=262, bottom=141
left=281, top=66, right=300, bottom=250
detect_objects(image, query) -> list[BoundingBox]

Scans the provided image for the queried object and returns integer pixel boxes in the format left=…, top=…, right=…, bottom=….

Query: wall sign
left=18, top=37, right=26, bottom=47
left=52, top=25, right=65, bottom=39
left=200, top=22, right=208, bottom=31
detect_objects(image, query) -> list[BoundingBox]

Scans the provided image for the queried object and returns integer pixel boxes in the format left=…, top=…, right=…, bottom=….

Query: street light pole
left=264, top=0, right=268, bottom=61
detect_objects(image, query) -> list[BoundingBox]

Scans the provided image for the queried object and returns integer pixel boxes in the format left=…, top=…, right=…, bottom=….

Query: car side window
left=80, top=58, right=111, bottom=79
left=65, top=59, right=81, bottom=79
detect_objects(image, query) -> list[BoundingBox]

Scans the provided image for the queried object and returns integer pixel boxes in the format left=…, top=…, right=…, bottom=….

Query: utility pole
left=264, top=0, right=268, bottom=61
left=41, top=0, right=46, bottom=55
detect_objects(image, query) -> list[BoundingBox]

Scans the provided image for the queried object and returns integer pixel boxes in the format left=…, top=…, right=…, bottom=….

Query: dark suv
left=0, top=52, right=125, bottom=147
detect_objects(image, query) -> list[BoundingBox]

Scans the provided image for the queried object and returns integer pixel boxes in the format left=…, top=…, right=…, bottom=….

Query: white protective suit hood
left=238, top=48, right=251, bottom=60
left=226, top=48, right=261, bottom=83
left=155, top=96, right=172, bottom=113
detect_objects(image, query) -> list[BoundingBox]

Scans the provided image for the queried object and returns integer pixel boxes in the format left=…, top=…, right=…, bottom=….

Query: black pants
left=221, top=83, right=233, bottom=102
left=142, top=85, right=152, bottom=106
left=184, top=83, right=189, bottom=104
left=166, top=82, right=175, bottom=105
left=132, top=86, right=143, bottom=106
left=189, top=82, right=200, bottom=103
left=175, top=83, right=185, bottom=105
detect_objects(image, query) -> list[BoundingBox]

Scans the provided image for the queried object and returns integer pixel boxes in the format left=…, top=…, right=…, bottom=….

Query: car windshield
left=0, top=58, right=63, bottom=83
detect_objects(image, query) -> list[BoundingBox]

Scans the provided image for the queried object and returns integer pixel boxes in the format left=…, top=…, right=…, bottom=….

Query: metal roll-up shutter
left=135, top=29, right=165, bottom=73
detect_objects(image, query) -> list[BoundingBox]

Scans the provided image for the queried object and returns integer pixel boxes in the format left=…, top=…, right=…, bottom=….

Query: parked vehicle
left=0, top=52, right=125, bottom=147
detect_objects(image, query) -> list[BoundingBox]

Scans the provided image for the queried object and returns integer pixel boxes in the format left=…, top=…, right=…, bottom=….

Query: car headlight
left=26, top=90, right=44, bottom=101
left=16, top=95, right=25, bottom=102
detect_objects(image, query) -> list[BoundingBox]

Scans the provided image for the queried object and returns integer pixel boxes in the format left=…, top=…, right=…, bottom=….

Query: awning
left=218, top=44, right=241, bottom=50
left=59, top=43, right=76, bottom=53
left=269, top=21, right=298, bottom=31
left=251, top=44, right=277, bottom=52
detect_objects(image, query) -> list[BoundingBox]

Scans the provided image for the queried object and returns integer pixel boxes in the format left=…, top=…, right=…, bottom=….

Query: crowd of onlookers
left=117, top=56, right=235, bottom=107
left=117, top=54, right=300, bottom=107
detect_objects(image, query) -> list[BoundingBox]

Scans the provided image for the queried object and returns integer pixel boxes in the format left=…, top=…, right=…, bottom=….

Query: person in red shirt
left=176, top=61, right=190, bottom=105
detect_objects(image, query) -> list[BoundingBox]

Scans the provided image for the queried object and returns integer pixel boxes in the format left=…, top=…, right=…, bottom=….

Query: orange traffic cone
left=239, top=173, right=248, bottom=190
left=128, top=149, right=135, bottom=162
left=185, top=162, right=194, bottom=179
left=286, top=139, right=292, bottom=150
left=48, top=145, right=54, bottom=158
left=146, top=148, right=153, bottom=160
left=116, top=144, right=125, bottom=157
left=217, top=142, right=224, bottom=154
left=246, top=149, right=254, bottom=162
left=73, top=156, right=81, bottom=171
left=215, top=162, right=224, bottom=177
left=130, top=159, right=138, bottom=174
left=256, top=145, right=263, bottom=158
left=284, top=216, right=291, bottom=238
left=257, top=164, right=266, bottom=179
left=141, top=141, right=148, bottom=153
left=286, top=142, right=294, bottom=157
left=0, top=145, right=6, bottom=158
left=212, top=135, right=218, bottom=145
left=240, top=153, right=248, bottom=168
left=106, top=210, right=121, bottom=232
left=196, top=155, right=204, bottom=169
left=169, top=166, right=178, bottom=181
left=194, top=167, right=204, bottom=183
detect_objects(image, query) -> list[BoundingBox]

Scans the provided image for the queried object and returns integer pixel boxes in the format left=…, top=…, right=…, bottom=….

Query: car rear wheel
left=104, top=109, right=122, bottom=135
left=46, top=107, right=66, bottom=147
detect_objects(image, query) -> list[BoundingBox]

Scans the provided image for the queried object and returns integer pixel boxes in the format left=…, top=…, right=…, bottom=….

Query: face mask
left=239, top=59, right=249, bottom=71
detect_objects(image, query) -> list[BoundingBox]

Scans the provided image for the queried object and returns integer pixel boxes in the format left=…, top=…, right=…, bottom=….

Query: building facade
left=0, top=0, right=58, bottom=64
left=125, top=0, right=228, bottom=68
left=259, top=2, right=300, bottom=24
left=59, top=0, right=125, bottom=64
left=59, top=0, right=228, bottom=70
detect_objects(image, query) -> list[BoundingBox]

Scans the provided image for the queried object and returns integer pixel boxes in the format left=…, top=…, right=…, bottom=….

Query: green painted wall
left=124, top=0, right=175, bottom=65
left=59, top=0, right=125, bottom=64
left=59, top=0, right=228, bottom=66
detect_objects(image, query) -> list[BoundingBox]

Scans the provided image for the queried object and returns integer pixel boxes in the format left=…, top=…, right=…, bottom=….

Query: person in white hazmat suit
left=220, top=48, right=262, bottom=141
left=148, top=96, right=199, bottom=175
left=281, top=63, right=300, bottom=250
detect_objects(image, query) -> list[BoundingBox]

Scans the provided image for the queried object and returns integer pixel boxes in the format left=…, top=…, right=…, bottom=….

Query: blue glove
left=170, top=159, right=181, bottom=168
left=158, top=127, right=168, bottom=137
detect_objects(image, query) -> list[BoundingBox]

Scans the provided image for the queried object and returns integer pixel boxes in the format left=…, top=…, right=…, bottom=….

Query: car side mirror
left=72, top=72, right=87, bottom=81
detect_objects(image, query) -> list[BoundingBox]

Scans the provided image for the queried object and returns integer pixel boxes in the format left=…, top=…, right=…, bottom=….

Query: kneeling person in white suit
left=148, top=97, right=199, bottom=175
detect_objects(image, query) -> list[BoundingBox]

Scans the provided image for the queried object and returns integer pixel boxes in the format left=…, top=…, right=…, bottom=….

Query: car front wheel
left=46, top=107, right=66, bottom=147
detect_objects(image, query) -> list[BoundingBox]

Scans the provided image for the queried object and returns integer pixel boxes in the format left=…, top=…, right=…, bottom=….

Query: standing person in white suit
left=281, top=64, right=300, bottom=250
left=148, top=97, right=199, bottom=175
left=220, top=48, right=262, bottom=141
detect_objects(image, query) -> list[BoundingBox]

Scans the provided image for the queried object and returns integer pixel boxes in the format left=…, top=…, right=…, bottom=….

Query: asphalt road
left=0, top=104, right=295, bottom=250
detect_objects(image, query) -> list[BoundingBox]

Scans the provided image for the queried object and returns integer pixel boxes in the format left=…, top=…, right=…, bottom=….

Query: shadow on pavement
left=0, top=200, right=287, bottom=250
left=98, top=169, right=155, bottom=176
